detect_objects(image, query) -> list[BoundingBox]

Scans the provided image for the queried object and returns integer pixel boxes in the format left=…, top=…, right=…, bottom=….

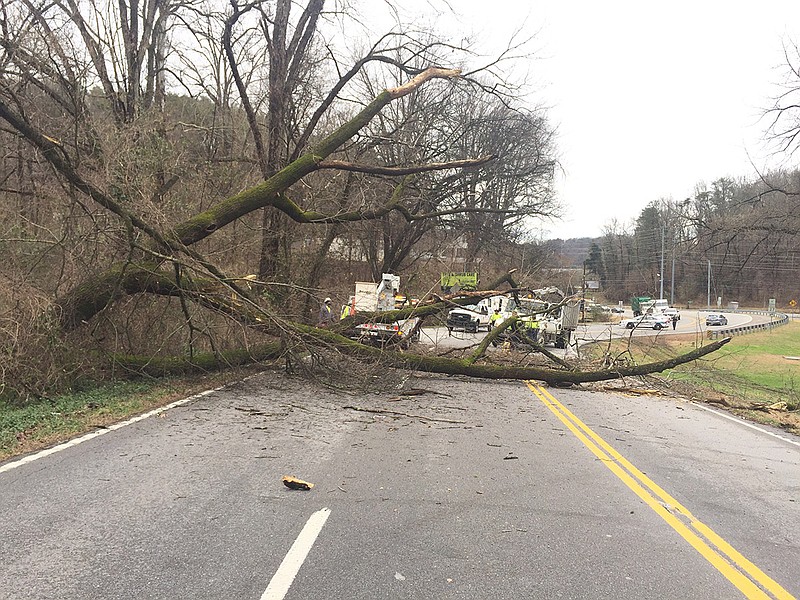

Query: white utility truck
left=446, top=295, right=510, bottom=333
left=344, top=274, right=420, bottom=347
left=487, top=287, right=581, bottom=349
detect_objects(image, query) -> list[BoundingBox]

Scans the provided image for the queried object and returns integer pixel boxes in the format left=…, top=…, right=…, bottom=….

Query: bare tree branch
left=317, top=155, right=496, bottom=175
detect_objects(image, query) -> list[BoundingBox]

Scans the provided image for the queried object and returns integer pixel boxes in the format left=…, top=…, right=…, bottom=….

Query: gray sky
left=392, top=1, right=800, bottom=239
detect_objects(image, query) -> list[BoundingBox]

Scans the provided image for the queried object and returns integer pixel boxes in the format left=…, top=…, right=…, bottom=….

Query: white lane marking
left=261, top=507, right=331, bottom=600
left=693, top=402, right=800, bottom=448
left=0, top=387, right=224, bottom=474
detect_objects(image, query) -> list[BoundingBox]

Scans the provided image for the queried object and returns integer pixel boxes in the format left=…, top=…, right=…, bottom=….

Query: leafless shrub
left=0, top=278, right=85, bottom=402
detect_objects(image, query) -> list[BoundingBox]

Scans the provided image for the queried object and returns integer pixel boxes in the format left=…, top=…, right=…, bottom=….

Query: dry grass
left=584, top=322, right=800, bottom=435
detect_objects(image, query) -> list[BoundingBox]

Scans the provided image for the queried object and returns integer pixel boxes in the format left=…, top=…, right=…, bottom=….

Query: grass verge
left=0, top=368, right=260, bottom=462
left=586, top=321, right=800, bottom=434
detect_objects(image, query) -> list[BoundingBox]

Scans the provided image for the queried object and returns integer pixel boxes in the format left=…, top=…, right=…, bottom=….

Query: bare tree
left=0, top=0, right=729, bottom=398
left=765, top=40, right=800, bottom=156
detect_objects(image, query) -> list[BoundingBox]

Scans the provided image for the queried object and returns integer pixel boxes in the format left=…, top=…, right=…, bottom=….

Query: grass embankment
left=0, top=370, right=256, bottom=462
left=590, top=320, right=800, bottom=433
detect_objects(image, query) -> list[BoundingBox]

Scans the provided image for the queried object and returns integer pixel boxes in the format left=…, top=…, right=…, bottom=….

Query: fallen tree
left=2, top=57, right=732, bottom=391
left=91, top=257, right=733, bottom=383
left=291, top=320, right=734, bottom=385
left=110, top=316, right=732, bottom=384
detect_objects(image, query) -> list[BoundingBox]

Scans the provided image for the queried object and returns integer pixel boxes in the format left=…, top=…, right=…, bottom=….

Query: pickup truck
left=446, top=304, right=491, bottom=333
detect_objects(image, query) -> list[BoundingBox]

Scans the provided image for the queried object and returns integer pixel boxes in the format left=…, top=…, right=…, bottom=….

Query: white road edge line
left=693, top=402, right=800, bottom=448
left=0, top=387, right=225, bottom=474
left=261, top=507, right=331, bottom=600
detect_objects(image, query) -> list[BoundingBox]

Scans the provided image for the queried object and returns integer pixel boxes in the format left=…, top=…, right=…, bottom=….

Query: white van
left=653, top=299, right=669, bottom=313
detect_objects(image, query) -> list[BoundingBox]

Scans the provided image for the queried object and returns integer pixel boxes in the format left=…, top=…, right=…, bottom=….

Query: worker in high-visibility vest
left=318, top=298, right=334, bottom=327
left=525, top=318, right=540, bottom=344
left=489, top=308, right=503, bottom=328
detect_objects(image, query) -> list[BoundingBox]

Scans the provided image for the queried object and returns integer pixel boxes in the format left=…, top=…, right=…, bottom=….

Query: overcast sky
left=394, top=1, right=800, bottom=239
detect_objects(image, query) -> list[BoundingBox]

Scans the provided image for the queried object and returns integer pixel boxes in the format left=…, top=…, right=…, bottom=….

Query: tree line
left=583, top=40, right=800, bottom=308
left=584, top=171, right=800, bottom=307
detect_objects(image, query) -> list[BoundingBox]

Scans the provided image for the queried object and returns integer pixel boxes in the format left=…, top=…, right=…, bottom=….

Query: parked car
left=610, top=306, right=626, bottom=314
left=705, top=313, right=728, bottom=326
left=663, top=307, right=681, bottom=321
left=619, top=314, right=671, bottom=330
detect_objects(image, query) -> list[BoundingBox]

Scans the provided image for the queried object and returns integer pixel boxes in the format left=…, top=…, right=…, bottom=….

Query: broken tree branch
left=467, top=317, right=516, bottom=364
left=343, top=405, right=466, bottom=423
left=292, top=322, right=733, bottom=385
left=316, top=155, right=496, bottom=175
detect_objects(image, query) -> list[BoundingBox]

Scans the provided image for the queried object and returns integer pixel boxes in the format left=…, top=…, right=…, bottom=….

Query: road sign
left=790, top=299, right=797, bottom=307
left=440, top=272, right=478, bottom=292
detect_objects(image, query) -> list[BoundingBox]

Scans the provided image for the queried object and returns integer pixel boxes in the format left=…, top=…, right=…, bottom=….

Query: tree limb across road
left=289, top=322, right=733, bottom=385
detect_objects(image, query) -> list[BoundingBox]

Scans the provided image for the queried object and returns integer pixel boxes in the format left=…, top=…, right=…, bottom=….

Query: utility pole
left=581, top=260, right=586, bottom=322
left=659, top=223, right=665, bottom=299
left=669, top=222, right=676, bottom=306
left=670, top=254, right=675, bottom=306
left=707, top=259, right=711, bottom=308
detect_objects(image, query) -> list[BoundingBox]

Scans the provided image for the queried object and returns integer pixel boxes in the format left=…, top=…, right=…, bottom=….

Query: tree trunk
left=284, top=323, right=733, bottom=385
left=111, top=342, right=283, bottom=376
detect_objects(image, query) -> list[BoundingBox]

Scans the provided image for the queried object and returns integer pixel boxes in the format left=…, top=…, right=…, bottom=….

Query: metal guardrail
left=699, top=309, right=790, bottom=340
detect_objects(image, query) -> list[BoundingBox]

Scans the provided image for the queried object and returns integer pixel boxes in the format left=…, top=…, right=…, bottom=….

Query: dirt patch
left=728, top=407, right=800, bottom=436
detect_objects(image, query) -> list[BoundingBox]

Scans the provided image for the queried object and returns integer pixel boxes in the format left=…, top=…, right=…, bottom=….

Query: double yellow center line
left=526, top=382, right=795, bottom=600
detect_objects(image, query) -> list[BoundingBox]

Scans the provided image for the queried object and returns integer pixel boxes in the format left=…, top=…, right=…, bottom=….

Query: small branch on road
left=342, top=405, right=466, bottom=423
left=394, top=388, right=452, bottom=397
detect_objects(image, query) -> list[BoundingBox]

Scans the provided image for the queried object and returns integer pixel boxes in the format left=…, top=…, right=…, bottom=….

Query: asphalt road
left=425, top=309, right=774, bottom=353
left=577, top=309, right=759, bottom=341
left=1, top=372, right=798, bottom=599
